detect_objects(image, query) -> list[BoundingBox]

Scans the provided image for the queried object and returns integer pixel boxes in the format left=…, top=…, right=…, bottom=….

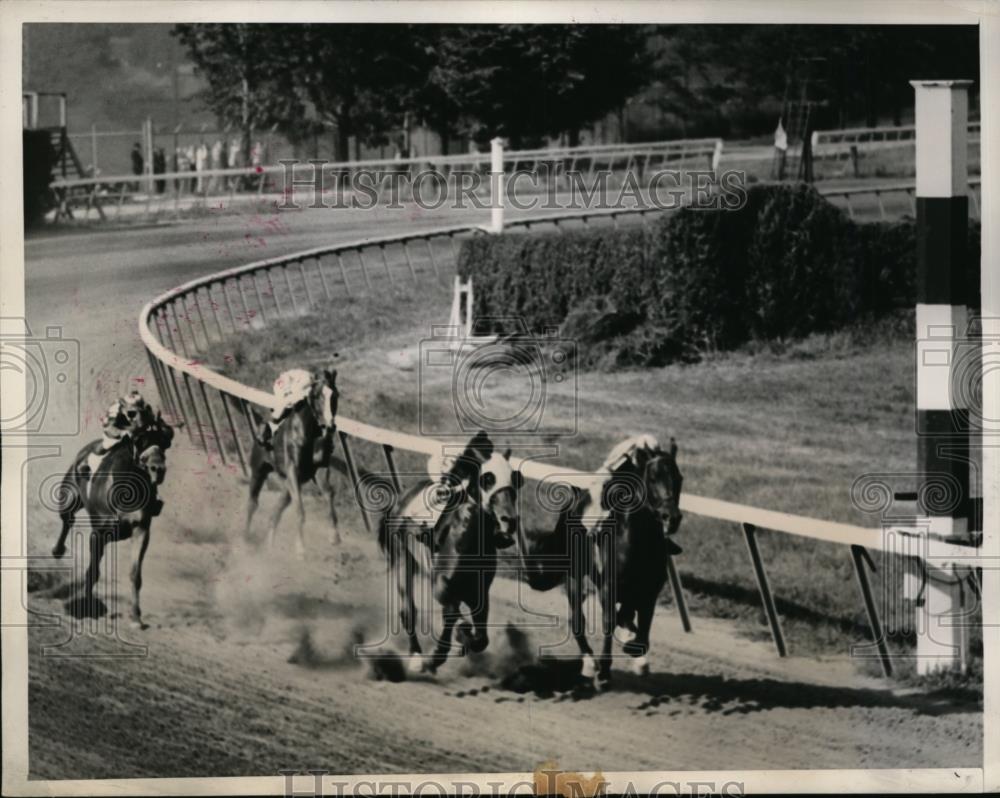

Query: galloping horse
left=514, top=436, right=684, bottom=688
left=51, top=414, right=175, bottom=627
left=378, top=431, right=523, bottom=673
left=245, top=368, right=340, bottom=555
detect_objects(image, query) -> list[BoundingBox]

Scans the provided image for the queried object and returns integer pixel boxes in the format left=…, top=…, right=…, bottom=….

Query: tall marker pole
left=490, top=137, right=505, bottom=234
left=912, top=79, right=975, bottom=674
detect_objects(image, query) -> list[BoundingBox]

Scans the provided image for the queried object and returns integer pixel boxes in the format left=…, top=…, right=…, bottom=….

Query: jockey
left=258, top=368, right=317, bottom=449
left=77, top=390, right=156, bottom=493
left=98, top=390, right=155, bottom=454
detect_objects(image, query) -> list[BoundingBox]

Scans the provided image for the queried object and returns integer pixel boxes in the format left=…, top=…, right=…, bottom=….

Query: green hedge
left=457, top=184, right=982, bottom=368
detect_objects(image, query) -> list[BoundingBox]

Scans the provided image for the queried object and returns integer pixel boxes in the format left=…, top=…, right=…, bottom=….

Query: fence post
left=910, top=79, right=976, bottom=675
left=490, top=137, right=505, bottom=234
left=850, top=545, right=893, bottom=677
left=741, top=522, right=787, bottom=657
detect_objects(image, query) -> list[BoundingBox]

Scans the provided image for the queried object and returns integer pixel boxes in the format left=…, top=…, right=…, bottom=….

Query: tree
left=428, top=25, right=652, bottom=148
left=172, top=24, right=302, bottom=163
left=286, top=25, right=429, bottom=161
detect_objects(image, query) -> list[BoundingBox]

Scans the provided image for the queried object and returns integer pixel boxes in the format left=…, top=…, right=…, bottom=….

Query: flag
left=774, top=118, right=788, bottom=152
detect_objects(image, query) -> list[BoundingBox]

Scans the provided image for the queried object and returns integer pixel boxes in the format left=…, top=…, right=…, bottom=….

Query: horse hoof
left=623, top=639, right=647, bottom=658
left=630, top=655, right=650, bottom=676
left=406, top=655, right=427, bottom=674
left=597, top=673, right=613, bottom=691
left=580, top=655, right=597, bottom=679
left=51, top=545, right=66, bottom=559
left=131, top=618, right=149, bottom=631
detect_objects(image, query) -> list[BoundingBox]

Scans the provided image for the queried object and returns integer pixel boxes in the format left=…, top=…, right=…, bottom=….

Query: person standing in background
left=153, top=147, right=166, bottom=194
left=130, top=142, right=144, bottom=192
left=228, top=137, right=242, bottom=191
left=210, top=138, right=223, bottom=194
left=195, top=140, right=208, bottom=194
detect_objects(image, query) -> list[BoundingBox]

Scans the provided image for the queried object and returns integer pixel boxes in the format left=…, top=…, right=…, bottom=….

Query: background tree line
left=172, top=23, right=979, bottom=162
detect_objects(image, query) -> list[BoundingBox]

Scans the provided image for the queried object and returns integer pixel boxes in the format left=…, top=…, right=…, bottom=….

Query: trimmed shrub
left=457, top=185, right=983, bottom=370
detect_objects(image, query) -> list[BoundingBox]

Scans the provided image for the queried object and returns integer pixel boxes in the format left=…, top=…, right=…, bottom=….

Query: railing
left=138, top=205, right=977, bottom=679
left=50, top=138, right=723, bottom=223
left=812, top=120, right=981, bottom=152
left=817, top=177, right=982, bottom=221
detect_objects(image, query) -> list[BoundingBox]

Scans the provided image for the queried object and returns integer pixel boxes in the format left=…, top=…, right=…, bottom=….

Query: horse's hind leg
left=129, top=525, right=151, bottom=629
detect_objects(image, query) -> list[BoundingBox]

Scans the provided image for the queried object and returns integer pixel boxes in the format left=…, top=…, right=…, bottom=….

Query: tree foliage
left=172, top=24, right=301, bottom=160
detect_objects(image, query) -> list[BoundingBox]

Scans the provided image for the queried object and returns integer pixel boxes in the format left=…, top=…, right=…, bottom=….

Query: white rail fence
left=51, top=138, right=723, bottom=223
left=138, top=205, right=978, bottom=678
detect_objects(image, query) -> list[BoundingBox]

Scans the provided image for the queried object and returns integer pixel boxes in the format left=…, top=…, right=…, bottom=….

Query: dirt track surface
left=23, top=207, right=982, bottom=779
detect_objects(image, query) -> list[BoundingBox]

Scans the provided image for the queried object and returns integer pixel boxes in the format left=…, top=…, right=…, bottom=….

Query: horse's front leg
left=623, top=596, right=656, bottom=675
left=268, top=489, right=292, bottom=550
left=567, top=573, right=596, bottom=679
left=458, top=586, right=490, bottom=654
left=428, top=601, right=461, bottom=673
left=395, top=540, right=424, bottom=672
left=244, top=459, right=269, bottom=543
left=322, top=465, right=341, bottom=546
left=52, top=472, right=83, bottom=558
left=81, top=529, right=109, bottom=615
left=129, top=523, right=151, bottom=629
left=286, top=466, right=306, bottom=558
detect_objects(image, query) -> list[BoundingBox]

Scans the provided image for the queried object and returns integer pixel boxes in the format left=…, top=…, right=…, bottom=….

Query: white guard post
left=910, top=79, right=976, bottom=675
left=490, top=136, right=505, bottom=234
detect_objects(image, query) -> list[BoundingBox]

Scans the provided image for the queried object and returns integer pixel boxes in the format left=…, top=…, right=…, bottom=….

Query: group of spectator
left=129, top=138, right=265, bottom=195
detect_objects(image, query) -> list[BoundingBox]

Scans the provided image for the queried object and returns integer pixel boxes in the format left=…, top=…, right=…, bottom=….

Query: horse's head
left=434, top=432, right=524, bottom=549
left=638, top=438, right=684, bottom=534
left=478, top=448, right=524, bottom=548
left=308, top=368, right=339, bottom=429
left=138, top=444, right=167, bottom=486
left=135, top=410, right=175, bottom=454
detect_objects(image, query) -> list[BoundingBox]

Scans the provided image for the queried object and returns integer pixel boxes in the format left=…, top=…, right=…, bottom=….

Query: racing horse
left=245, top=368, right=340, bottom=555
left=50, top=414, right=175, bottom=628
left=378, top=431, right=523, bottom=673
left=514, top=436, right=684, bottom=688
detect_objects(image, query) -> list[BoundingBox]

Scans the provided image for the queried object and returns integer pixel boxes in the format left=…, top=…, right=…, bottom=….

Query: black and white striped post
left=911, top=79, right=975, bottom=674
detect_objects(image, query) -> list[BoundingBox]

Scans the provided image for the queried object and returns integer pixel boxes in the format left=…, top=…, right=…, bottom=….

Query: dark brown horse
left=514, top=437, right=683, bottom=688
left=378, top=431, right=523, bottom=673
left=245, top=368, right=339, bottom=555
left=51, top=415, right=175, bottom=627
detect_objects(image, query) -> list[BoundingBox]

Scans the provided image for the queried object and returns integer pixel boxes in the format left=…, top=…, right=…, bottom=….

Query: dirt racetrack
left=22, top=205, right=982, bottom=779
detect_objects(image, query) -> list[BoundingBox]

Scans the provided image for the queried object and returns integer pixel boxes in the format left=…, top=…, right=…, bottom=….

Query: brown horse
left=378, top=431, right=523, bottom=673
left=245, top=368, right=339, bottom=556
left=514, top=438, right=683, bottom=688
left=50, top=415, right=174, bottom=627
